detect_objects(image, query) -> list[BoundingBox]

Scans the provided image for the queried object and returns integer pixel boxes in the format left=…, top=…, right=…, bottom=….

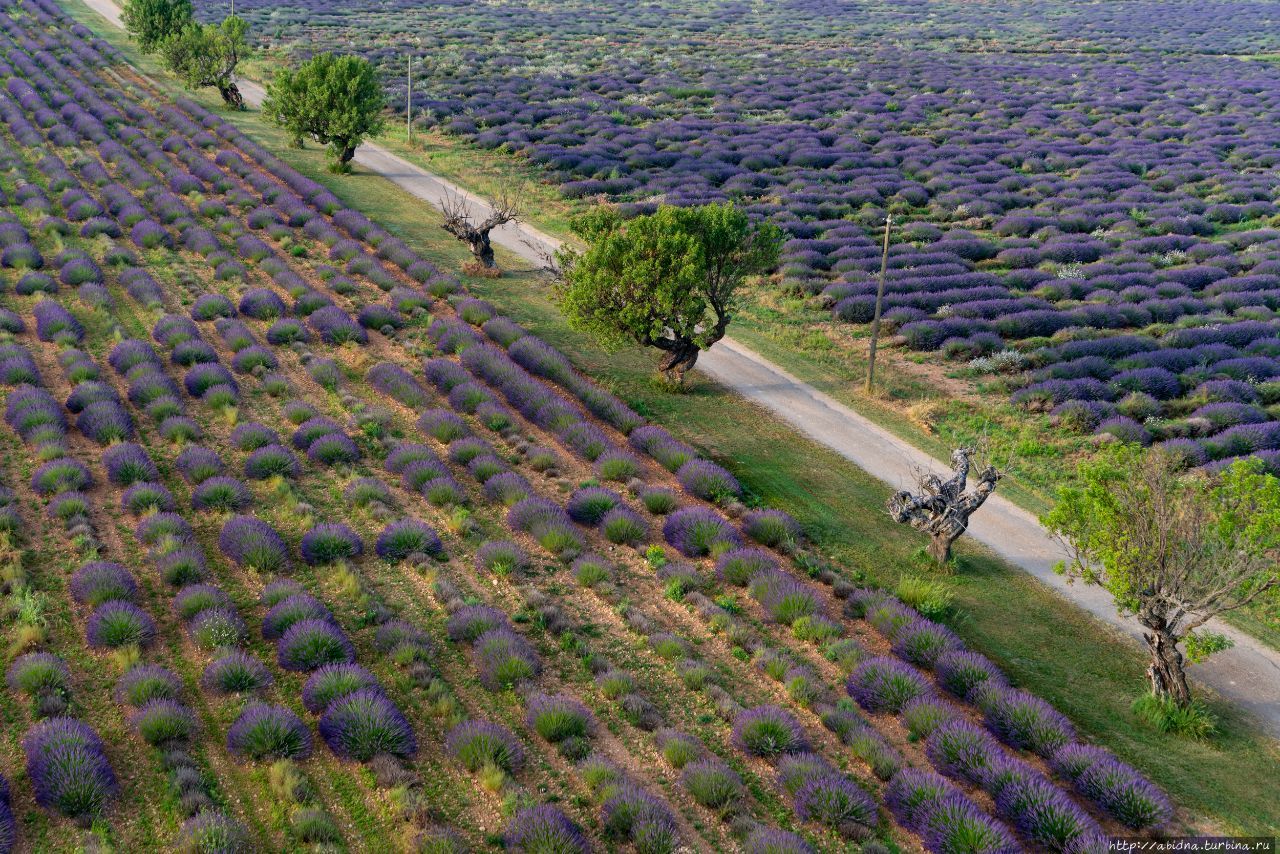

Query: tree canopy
left=121, top=0, right=192, bottom=53
left=1043, top=447, right=1280, bottom=705
left=160, top=16, right=247, bottom=109
left=263, top=53, right=385, bottom=172
left=553, top=202, right=781, bottom=383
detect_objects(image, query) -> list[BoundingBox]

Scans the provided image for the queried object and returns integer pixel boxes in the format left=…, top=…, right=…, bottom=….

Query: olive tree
left=553, top=203, right=781, bottom=384
left=160, top=16, right=247, bottom=109
left=888, top=447, right=1001, bottom=564
left=440, top=186, right=520, bottom=273
left=1043, top=447, right=1280, bottom=706
left=121, top=0, right=192, bottom=53
left=263, top=53, right=385, bottom=172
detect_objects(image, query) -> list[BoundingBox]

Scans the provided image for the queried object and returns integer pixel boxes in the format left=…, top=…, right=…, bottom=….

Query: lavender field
left=0, top=0, right=1276, bottom=849
left=206, top=0, right=1280, bottom=479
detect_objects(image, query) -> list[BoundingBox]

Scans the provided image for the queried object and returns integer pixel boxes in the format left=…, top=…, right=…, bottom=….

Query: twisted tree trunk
left=888, top=448, right=1001, bottom=565
left=217, top=81, right=244, bottom=110
left=657, top=341, right=701, bottom=384
left=1139, top=610, right=1193, bottom=706
left=468, top=232, right=496, bottom=270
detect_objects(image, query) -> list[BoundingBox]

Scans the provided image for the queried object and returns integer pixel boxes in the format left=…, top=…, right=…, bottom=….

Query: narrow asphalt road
left=85, top=0, right=1280, bottom=737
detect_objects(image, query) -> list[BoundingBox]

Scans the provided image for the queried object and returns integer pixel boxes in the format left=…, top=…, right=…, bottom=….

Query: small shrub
left=794, top=773, right=876, bottom=830
left=300, top=523, right=363, bottom=565
left=202, top=651, right=273, bottom=695
left=173, top=584, right=232, bottom=622
left=741, top=509, right=801, bottom=549
left=596, top=451, right=640, bottom=482
left=131, top=699, right=197, bottom=747
left=847, top=657, right=929, bottom=714
left=23, top=718, right=116, bottom=819
left=902, top=695, right=955, bottom=741
left=503, top=805, right=588, bottom=854
left=476, top=540, right=528, bottom=576
left=885, top=767, right=958, bottom=829
left=219, top=516, right=289, bottom=572
left=446, top=605, right=509, bottom=643
left=527, top=693, right=594, bottom=743
left=277, top=619, right=355, bottom=672
left=189, top=608, right=249, bottom=650
left=1130, top=693, right=1218, bottom=739
left=935, top=650, right=1005, bottom=701
left=680, top=760, right=743, bottom=811
left=115, top=665, right=182, bottom=707
left=1075, top=757, right=1172, bottom=830
left=446, top=719, right=524, bottom=772
left=732, top=705, right=806, bottom=757
left=639, top=488, right=679, bottom=515
left=6, top=652, right=70, bottom=698
left=191, top=476, right=253, bottom=512
left=742, top=828, right=814, bottom=854
left=375, top=519, right=444, bottom=561
left=715, top=548, right=777, bottom=586
left=475, top=628, right=540, bottom=689
left=318, top=688, right=416, bottom=761
left=86, top=601, right=156, bottom=649
left=299, top=663, right=381, bottom=715
left=244, top=444, right=300, bottom=480
left=895, top=575, right=953, bottom=619
left=676, top=459, right=740, bottom=503
left=925, top=720, right=1000, bottom=786
left=663, top=507, right=741, bottom=557
left=262, top=594, right=333, bottom=641
left=983, top=686, right=1076, bottom=757
left=601, top=507, right=647, bottom=545
left=227, top=703, right=312, bottom=761
left=566, top=487, right=621, bottom=525
left=655, top=729, right=701, bottom=769
left=919, top=793, right=1018, bottom=854
left=181, top=811, right=249, bottom=853
left=572, top=555, right=611, bottom=587
left=69, top=561, right=137, bottom=608
left=892, top=619, right=962, bottom=669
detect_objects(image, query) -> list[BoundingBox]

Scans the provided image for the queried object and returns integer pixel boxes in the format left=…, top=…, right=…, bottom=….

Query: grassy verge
left=64, top=0, right=1280, bottom=831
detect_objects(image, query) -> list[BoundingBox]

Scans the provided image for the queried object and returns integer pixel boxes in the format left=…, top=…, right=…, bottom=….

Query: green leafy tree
left=1043, top=447, right=1280, bottom=706
left=263, top=53, right=385, bottom=172
left=160, top=16, right=247, bottom=109
left=120, top=0, right=192, bottom=53
left=554, top=203, right=781, bottom=384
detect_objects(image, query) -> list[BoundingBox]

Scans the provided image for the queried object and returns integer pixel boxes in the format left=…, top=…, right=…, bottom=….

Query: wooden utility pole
left=864, top=214, right=893, bottom=394
left=406, top=55, right=413, bottom=145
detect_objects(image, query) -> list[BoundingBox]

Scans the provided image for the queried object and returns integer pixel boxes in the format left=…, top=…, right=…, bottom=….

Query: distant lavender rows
left=203, top=0, right=1280, bottom=466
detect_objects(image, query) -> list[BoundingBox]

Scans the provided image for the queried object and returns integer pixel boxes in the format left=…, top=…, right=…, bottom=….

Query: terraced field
left=0, top=0, right=1218, bottom=851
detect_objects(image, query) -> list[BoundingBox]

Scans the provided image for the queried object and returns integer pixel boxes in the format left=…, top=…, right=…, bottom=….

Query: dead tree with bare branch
left=888, top=448, right=1002, bottom=564
left=439, top=187, right=521, bottom=272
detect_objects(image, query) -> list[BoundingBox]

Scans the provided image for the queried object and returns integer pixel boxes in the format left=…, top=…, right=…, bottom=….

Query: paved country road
left=83, top=0, right=1280, bottom=737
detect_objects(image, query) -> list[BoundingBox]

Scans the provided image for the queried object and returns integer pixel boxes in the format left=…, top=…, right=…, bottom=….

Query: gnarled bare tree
left=440, top=186, right=521, bottom=273
left=889, top=448, right=1001, bottom=564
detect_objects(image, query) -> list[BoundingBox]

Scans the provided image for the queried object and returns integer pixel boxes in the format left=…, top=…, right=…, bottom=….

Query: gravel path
left=83, top=0, right=1280, bottom=737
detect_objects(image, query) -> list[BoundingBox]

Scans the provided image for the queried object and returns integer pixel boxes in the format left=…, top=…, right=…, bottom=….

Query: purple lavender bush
left=445, top=719, right=525, bottom=772
left=219, top=515, right=289, bottom=572
left=277, top=619, right=355, bottom=672
left=847, top=657, right=929, bottom=714
left=504, top=804, right=589, bottom=854
left=23, top=717, right=116, bottom=819
left=227, top=702, right=313, bottom=761
left=663, top=507, right=741, bottom=557
left=302, top=663, right=382, bottom=714
left=732, top=705, right=806, bottom=757
left=318, top=688, right=416, bottom=761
